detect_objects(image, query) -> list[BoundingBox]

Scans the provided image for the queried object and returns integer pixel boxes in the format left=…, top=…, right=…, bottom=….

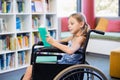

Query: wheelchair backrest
left=77, top=29, right=105, bottom=63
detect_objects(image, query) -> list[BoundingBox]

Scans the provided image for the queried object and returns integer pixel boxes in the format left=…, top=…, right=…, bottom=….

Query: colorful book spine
left=0, top=54, right=4, bottom=70
left=2, top=1, right=7, bottom=13
left=16, top=17, right=21, bottom=31
left=17, top=1, right=24, bottom=13
left=31, top=1, right=35, bottom=12
left=0, top=0, right=2, bottom=13
left=6, top=2, right=11, bottom=13
left=18, top=51, right=29, bottom=66
left=49, top=30, right=56, bottom=39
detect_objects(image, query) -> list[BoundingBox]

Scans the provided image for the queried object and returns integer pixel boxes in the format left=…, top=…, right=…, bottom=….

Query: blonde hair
left=69, top=13, right=90, bottom=36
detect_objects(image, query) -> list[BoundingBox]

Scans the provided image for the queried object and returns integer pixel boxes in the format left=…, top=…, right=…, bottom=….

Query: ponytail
left=81, top=23, right=90, bottom=36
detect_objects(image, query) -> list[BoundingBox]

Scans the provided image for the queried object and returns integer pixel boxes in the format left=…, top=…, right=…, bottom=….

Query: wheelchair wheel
left=54, top=64, right=108, bottom=80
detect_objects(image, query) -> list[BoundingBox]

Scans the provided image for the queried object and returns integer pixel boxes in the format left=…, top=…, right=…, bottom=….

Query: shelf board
left=0, top=64, right=29, bottom=74
left=0, top=32, right=15, bottom=35
left=0, top=50, right=16, bottom=54
left=16, top=31, right=31, bottom=34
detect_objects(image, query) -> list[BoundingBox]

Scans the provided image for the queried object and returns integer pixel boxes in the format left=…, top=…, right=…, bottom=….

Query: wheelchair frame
left=21, top=29, right=107, bottom=80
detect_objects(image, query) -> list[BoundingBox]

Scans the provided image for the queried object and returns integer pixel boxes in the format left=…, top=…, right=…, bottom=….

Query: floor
left=86, top=53, right=120, bottom=80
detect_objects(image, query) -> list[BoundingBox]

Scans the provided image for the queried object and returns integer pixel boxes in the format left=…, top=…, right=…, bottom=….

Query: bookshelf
left=0, top=0, right=58, bottom=74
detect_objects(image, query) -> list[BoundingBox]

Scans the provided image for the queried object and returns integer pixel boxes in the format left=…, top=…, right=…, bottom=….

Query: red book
left=61, top=17, right=69, bottom=32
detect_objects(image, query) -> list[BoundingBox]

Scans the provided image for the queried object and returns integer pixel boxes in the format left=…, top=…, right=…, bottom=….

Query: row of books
left=0, top=53, right=15, bottom=71
left=32, top=15, right=55, bottom=30
left=16, top=0, right=24, bottom=13
left=32, top=32, right=40, bottom=45
left=0, top=0, right=54, bottom=13
left=32, top=16, right=41, bottom=30
left=0, top=18, right=7, bottom=33
left=31, top=0, right=54, bottom=13
left=49, top=30, right=56, bottom=39
left=0, top=35, right=16, bottom=51
left=45, top=0, right=54, bottom=12
left=46, top=16, right=54, bottom=28
left=17, top=33, right=29, bottom=49
left=0, top=0, right=13, bottom=13
left=18, top=51, right=29, bottom=66
left=31, top=0, right=44, bottom=13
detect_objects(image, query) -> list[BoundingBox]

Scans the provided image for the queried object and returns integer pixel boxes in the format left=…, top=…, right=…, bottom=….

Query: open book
left=38, top=27, right=51, bottom=47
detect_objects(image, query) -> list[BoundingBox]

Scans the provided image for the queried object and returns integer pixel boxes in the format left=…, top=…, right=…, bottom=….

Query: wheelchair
left=21, top=29, right=108, bottom=80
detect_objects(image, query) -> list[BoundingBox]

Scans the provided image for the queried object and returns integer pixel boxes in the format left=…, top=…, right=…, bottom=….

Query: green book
left=36, top=56, right=57, bottom=63
left=38, top=27, right=51, bottom=47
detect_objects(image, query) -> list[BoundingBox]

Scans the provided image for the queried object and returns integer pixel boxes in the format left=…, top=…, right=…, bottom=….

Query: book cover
left=25, top=51, right=29, bottom=64
left=31, top=2, right=35, bottom=12
left=6, top=35, right=10, bottom=50
left=34, top=1, right=43, bottom=12
left=6, top=2, right=11, bottom=13
left=2, top=1, right=7, bottom=13
left=0, top=0, right=2, bottom=13
left=38, top=27, right=51, bottom=47
left=0, top=39, right=2, bottom=51
left=17, top=1, right=24, bottom=13
left=10, top=37, right=16, bottom=50
left=0, top=54, right=4, bottom=70
left=0, top=18, right=3, bottom=33
left=16, top=17, right=21, bottom=31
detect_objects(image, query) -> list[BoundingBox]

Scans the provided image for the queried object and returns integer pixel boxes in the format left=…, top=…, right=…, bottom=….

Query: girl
left=22, top=12, right=90, bottom=80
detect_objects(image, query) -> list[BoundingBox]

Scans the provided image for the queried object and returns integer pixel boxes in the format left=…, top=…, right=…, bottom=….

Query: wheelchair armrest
left=36, top=41, right=68, bottom=46
left=36, top=47, right=83, bottom=53
left=90, top=29, right=105, bottom=35
left=35, top=53, right=62, bottom=60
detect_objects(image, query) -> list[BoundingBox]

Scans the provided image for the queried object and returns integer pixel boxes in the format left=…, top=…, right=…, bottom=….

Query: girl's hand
left=46, top=35, right=55, bottom=44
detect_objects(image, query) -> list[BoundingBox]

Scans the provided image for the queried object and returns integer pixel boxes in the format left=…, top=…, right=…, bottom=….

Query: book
left=6, top=2, right=11, bottom=13
left=36, top=56, right=57, bottom=63
left=17, top=1, right=24, bottom=13
left=10, top=37, right=16, bottom=50
left=34, top=1, right=43, bottom=12
left=0, top=54, right=4, bottom=70
left=16, top=17, right=21, bottom=31
left=38, top=27, right=51, bottom=47
left=0, top=18, right=3, bottom=33
left=31, top=1, right=35, bottom=12
left=0, top=0, right=2, bottom=13
left=2, top=1, right=7, bottom=13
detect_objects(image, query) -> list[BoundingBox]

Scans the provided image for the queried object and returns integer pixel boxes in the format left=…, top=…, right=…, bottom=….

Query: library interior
left=0, top=0, right=120, bottom=80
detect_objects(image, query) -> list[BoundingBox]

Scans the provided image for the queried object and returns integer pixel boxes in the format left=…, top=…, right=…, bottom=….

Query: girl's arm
left=46, top=36, right=85, bottom=54
left=58, top=36, right=72, bottom=43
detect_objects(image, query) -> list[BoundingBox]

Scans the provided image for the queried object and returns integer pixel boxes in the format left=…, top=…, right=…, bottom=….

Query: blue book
left=16, top=17, right=21, bottom=31
left=17, top=1, right=23, bottom=13
left=0, top=55, right=4, bottom=70
left=0, top=58, right=1, bottom=70
left=0, top=0, right=2, bottom=13
left=31, top=2, right=35, bottom=12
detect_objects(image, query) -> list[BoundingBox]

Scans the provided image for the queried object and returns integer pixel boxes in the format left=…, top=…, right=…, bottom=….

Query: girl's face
left=68, top=17, right=84, bottom=35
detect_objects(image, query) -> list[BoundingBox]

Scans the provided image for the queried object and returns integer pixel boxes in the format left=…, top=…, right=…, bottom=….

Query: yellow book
left=3, top=1, right=6, bottom=13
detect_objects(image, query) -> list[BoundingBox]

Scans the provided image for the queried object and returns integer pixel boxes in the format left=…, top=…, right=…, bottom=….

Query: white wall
left=87, top=39, right=120, bottom=55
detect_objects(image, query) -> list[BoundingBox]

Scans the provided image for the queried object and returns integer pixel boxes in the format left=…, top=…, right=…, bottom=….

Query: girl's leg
left=22, top=65, right=32, bottom=80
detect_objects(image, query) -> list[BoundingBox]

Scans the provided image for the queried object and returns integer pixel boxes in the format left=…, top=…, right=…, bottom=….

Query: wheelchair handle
left=38, top=41, right=44, bottom=45
left=91, top=29, right=105, bottom=35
